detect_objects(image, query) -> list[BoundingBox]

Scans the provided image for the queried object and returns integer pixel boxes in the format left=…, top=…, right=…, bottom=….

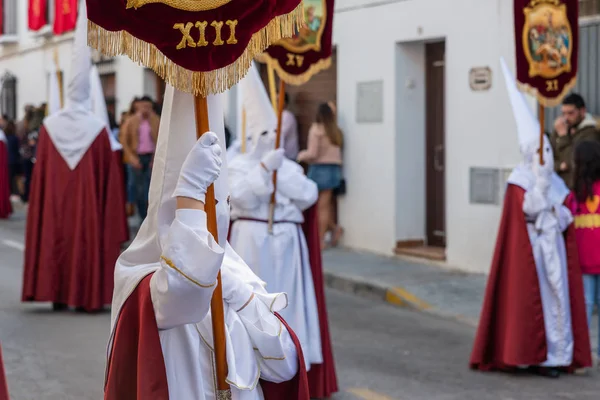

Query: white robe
left=508, top=166, right=574, bottom=367
left=113, top=209, right=299, bottom=400
left=228, top=155, right=323, bottom=369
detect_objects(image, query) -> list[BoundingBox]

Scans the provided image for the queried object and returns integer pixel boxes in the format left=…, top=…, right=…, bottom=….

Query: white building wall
left=333, top=0, right=525, bottom=273
left=0, top=1, right=146, bottom=120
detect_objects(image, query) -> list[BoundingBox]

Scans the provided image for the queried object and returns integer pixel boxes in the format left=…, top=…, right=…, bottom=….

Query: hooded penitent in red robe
left=105, top=273, right=310, bottom=400
left=470, top=184, right=592, bottom=371
left=303, top=205, right=338, bottom=398
left=0, top=344, right=9, bottom=400
left=0, top=140, right=12, bottom=219
left=21, top=127, right=128, bottom=311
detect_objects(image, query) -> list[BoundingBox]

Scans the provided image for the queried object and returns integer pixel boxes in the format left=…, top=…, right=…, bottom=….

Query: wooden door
left=425, top=42, right=446, bottom=247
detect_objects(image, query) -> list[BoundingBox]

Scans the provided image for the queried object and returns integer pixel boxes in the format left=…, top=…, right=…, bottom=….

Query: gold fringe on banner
left=516, top=76, right=578, bottom=108
left=255, top=54, right=332, bottom=86
left=87, top=3, right=304, bottom=97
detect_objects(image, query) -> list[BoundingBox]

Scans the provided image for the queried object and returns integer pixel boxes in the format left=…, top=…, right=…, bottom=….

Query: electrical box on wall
left=469, top=167, right=500, bottom=205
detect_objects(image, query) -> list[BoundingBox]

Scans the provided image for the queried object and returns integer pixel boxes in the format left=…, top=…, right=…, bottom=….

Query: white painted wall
left=334, top=0, right=524, bottom=273
left=0, top=1, right=145, bottom=120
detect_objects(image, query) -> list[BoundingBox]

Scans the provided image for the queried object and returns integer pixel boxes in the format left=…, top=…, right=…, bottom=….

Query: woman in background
left=297, top=103, right=344, bottom=249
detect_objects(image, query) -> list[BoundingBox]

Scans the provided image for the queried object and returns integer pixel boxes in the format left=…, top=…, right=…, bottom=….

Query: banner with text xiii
left=54, top=0, right=78, bottom=34
left=257, top=0, right=334, bottom=85
left=514, top=0, right=579, bottom=106
left=28, top=0, right=47, bottom=31
left=86, top=0, right=304, bottom=97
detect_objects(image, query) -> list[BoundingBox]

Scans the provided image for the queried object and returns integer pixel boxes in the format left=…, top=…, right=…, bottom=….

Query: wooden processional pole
left=267, top=80, right=286, bottom=233
left=193, top=95, right=231, bottom=400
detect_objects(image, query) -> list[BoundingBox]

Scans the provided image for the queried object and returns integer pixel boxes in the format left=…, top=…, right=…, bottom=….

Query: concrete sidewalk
left=322, top=248, right=487, bottom=326
left=322, top=247, right=600, bottom=351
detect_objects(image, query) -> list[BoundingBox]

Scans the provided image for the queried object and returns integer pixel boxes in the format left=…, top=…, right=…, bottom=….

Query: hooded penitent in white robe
left=108, top=86, right=303, bottom=400
left=502, top=58, right=574, bottom=367
left=89, top=65, right=122, bottom=151
left=228, top=63, right=322, bottom=369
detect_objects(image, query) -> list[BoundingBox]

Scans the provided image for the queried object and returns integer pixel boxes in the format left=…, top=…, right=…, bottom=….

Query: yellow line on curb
left=348, top=388, right=398, bottom=400
left=385, top=287, right=431, bottom=310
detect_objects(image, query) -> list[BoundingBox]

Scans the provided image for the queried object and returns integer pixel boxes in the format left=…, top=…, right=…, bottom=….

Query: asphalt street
left=0, top=212, right=599, bottom=400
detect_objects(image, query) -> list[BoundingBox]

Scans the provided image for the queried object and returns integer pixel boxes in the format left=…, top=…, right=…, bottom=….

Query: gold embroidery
left=225, top=20, right=238, bottom=45
left=255, top=55, right=332, bottom=86
left=195, top=21, right=209, bottom=47
left=127, top=0, right=232, bottom=12
left=574, top=214, right=600, bottom=229
left=32, top=0, right=41, bottom=17
left=173, top=23, right=197, bottom=49
left=87, top=2, right=304, bottom=97
left=211, top=21, right=225, bottom=46
left=62, top=0, right=71, bottom=15
left=160, top=256, right=217, bottom=288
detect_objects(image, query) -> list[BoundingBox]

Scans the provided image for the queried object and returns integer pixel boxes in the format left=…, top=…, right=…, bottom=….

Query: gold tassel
left=87, top=3, right=304, bottom=97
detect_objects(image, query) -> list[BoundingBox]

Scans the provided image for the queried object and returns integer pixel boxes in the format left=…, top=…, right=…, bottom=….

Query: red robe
left=0, top=345, right=9, bottom=400
left=105, top=274, right=310, bottom=400
left=470, top=184, right=592, bottom=371
left=302, top=205, right=338, bottom=398
left=0, top=141, right=12, bottom=219
left=22, top=126, right=128, bottom=311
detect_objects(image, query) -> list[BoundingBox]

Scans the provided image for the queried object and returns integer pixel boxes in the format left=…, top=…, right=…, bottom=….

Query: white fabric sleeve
left=150, top=209, right=225, bottom=330
left=523, top=188, right=549, bottom=218
left=237, top=297, right=299, bottom=383
left=229, top=163, right=273, bottom=210
left=554, top=204, right=574, bottom=232
left=276, top=164, right=319, bottom=211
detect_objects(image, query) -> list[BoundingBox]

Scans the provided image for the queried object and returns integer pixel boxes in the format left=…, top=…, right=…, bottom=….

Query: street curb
left=323, top=271, right=432, bottom=312
left=323, top=270, right=479, bottom=328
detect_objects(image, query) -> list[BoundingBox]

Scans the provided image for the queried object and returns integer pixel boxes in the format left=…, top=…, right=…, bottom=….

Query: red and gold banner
left=54, top=0, right=78, bottom=34
left=514, top=0, right=578, bottom=106
left=257, top=0, right=334, bottom=85
left=29, top=0, right=48, bottom=31
left=86, top=0, right=304, bottom=96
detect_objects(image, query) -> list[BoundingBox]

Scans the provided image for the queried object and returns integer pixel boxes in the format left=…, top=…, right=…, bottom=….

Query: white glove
left=261, top=148, right=284, bottom=172
left=221, top=261, right=254, bottom=312
left=173, top=132, right=222, bottom=203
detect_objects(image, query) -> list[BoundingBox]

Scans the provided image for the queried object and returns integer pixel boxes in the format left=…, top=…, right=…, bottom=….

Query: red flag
left=54, top=0, right=78, bottom=34
left=514, top=0, right=579, bottom=106
left=0, top=0, right=3, bottom=35
left=29, top=0, right=48, bottom=31
left=257, top=0, right=335, bottom=85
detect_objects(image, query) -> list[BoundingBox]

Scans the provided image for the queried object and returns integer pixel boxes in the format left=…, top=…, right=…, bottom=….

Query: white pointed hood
left=238, top=62, right=278, bottom=158
left=110, top=86, right=286, bottom=389
left=501, top=57, right=569, bottom=203
left=89, top=64, right=122, bottom=151
left=47, top=63, right=62, bottom=116
left=500, top=57, right=540, bottom=163
left=43, top=0, right=105, bottom=170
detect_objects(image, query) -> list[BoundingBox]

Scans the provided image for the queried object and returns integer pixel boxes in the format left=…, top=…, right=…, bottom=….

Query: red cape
left=302, top=205, right=338, bottom=398
left=0, top=345, right=9, bottom=400
left=0, top=141, right=12, bottom=219
left=470, top=184, right=592, bottom=371
left=22, top=127, right=128, bottom=311
left=105, top=273, right=310, bottom=400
